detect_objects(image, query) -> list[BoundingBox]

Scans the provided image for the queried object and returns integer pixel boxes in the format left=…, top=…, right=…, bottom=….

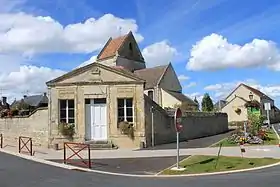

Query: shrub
left=58, top=123, right=75, bottom=140
left=118, top=121, right=135, bottom=140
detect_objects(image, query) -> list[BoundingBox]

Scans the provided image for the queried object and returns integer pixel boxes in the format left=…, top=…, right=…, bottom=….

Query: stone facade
left=0, top=108, right=49, bottom=147
left=47, top=63, right=146, bottom=148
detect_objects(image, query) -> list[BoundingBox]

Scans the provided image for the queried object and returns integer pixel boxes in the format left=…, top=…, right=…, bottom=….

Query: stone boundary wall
left=0, top=107, right=49, bottom=147
left=145, top=97, right=229, bottom=147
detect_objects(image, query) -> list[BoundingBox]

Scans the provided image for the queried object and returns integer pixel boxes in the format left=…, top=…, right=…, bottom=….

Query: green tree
left=194, top=97, right=199, bottom=111
left=201, top=93, right=214, bottom=112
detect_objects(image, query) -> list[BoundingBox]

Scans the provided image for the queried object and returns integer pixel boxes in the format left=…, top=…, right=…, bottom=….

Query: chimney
left=2, top=96, right=7, bottom=104
left=43, top=92, right=47, bottom=96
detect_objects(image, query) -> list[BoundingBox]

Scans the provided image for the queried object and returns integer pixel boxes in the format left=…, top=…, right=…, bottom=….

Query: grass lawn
left=160, top=155, right=280, bottom=175
left=211, top=129, right=279, bottom=147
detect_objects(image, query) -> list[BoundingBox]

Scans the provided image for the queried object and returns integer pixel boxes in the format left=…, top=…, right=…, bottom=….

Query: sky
left=1, top=0, right=280, bottom=106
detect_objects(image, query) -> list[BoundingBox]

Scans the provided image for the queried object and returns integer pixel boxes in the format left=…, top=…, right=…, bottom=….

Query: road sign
left=174, top=108, right=183, bottom=132
left=264, top=103, right=271, bottom=111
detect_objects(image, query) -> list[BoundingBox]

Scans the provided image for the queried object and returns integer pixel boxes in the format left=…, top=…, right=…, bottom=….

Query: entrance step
left=84, top=140, right=118, bottom=150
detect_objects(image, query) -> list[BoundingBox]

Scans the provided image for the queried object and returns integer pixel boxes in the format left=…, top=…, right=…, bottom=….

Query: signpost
left=264, top=103, right=271, bottom=128
left=171, top=108, right=186, bottom=171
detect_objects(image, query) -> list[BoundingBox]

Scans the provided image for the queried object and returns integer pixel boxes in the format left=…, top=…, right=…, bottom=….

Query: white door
left=91, top=99, right=107, bottom=141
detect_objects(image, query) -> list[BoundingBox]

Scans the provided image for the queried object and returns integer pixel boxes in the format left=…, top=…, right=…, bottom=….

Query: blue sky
left=1, top=0, right=280, bottom=106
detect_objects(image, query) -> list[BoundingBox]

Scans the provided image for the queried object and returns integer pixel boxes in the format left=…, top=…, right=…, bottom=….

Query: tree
left=201, top=93, right=214, bottom=112
left=193, top=97, right=199, bottom=111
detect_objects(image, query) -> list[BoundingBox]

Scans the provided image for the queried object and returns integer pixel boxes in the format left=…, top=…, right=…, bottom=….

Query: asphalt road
left=1, top=151, right=280, bottom=187
left=51, top=156, right=186, bottom=175
left=142, top=130, right=234, bottom=150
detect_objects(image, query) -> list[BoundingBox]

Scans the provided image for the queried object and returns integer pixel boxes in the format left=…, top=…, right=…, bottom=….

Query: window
left=117, top=98, right=133, bottom=126
left=129, top=42, right=133, bottom=51
left=59, top=99, right=75, bottom=124
left=148, top=90, right=153, bottom=100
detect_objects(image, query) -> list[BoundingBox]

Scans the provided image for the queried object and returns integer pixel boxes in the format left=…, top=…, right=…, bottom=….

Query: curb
left=1, top=147, right=280, bottom=178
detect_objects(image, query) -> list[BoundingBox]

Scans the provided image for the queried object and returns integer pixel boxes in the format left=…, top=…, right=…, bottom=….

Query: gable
left=158, top=64, right=182, bottom=92
left=134, top=65, right=168, bottom=89
left=46, top=63, right=144, bottom=86
left=117, top=32, right=145, bottom=62
left=226, top=84, right=261, bottom=102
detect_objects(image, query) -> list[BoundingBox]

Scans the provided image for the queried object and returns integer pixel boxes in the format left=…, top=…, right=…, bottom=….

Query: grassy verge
left=160, top=155, right=280, bottom=175
left=211, top=129, right=279, bottom=147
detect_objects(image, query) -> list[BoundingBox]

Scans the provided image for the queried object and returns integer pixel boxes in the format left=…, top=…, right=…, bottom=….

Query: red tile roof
left=97, top=34, right=129, bottom=60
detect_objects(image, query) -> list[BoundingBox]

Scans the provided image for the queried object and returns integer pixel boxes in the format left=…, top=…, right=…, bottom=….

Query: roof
left=241, top=84, right=272, bottom=100
left=24, top=95, right=48, bottom=107
left=97, top=32, right=131, bottom=60
left=11, top=94, right=48, bottom=107
left=225, top=83, right=273, bottom=101
left=134, top=64, right=169, bottom=89
left=164, top=90, right=198, bottom=105
left=46, top=62, right=145, bottom=86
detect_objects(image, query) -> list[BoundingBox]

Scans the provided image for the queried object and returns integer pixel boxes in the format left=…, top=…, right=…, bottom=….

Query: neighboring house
left=46, top=31, right=196, bottom=148
left=134, top=64, right=197, bottom=110
left=220, top=83, right=276, bottom=122
left=11, top=93, right=48, bottom=111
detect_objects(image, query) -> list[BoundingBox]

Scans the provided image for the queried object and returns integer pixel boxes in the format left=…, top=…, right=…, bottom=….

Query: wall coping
left=0, top=107, right=48, bottom=119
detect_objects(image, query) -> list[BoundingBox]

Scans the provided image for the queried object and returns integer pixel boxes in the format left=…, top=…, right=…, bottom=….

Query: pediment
left=48, top=63, right=143, bottom=85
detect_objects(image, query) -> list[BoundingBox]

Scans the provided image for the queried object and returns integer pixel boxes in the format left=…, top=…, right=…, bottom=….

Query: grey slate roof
left=134, top=65, right=168, bottom=89
left=23, top=95, right=48, bottom=107
left=164, top=90, right=198, bottom=105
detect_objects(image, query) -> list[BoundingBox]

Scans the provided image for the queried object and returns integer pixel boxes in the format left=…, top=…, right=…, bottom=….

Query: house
left=134, top=64, right=198, bottom=110
left=11, top=93, right=48, bottom=114
left=220, top=83, right=276, bottom=122
left=46, top=31, right=197, bottom=148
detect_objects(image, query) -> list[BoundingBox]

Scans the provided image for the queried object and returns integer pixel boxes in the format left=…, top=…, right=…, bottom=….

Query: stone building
left=46, top=31, right=199, bottom=148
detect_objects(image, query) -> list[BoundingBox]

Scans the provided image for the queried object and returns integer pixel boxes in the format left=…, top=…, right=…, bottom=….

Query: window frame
left=147, top=90, right=154, bottom=100
left=59, top=99, right=75, bottom=124
left=117, top=98, right=134, bottom=127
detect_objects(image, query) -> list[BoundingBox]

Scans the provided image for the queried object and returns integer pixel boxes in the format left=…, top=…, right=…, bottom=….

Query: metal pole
left=176, top=132, right=179, bottom=169
left=151, top=106, right=154, bottom=147
left=88, top=145, right=91, bottom=169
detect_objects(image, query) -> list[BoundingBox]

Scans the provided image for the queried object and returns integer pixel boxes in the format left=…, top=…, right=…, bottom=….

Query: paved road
left=273, top=124, right=280, bottom=136
left=142, top=130, right=234, bottom=150
left=1, top=151, right=280, bottom=187
left=51, top=156, right=187, bottom=175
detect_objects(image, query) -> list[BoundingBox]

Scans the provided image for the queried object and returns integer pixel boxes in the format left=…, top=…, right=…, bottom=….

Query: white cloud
left=0, top=65, right=65, bottom=103
left=186, top=33, right=280, bottom=71
left=185, top=92, right=203, bottom=104
left=184, top=82, right=197, bottom=88
left=76, top=55, right=97, bottom=69
left=142, top=40, right=179, bottom=67
left=204, top=79, right=280, bottom=102
left=178, top=75, right=190, bottom=81
left=0, top=13, right=143, bottom=55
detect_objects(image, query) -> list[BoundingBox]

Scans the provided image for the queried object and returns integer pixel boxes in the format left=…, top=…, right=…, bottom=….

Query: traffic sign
left=174, top=108, right=183, bottom=132
left=264, top=103, right=271, bottom=111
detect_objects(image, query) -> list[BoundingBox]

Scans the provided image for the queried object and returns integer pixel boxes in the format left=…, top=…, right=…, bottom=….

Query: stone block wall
left=144, top=96, right=229, bottom=147
left=0, top=107, right=49, bottom=147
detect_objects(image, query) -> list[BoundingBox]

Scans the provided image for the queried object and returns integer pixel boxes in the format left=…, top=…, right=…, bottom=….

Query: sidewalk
left=1, top=139, right=280, bottom=160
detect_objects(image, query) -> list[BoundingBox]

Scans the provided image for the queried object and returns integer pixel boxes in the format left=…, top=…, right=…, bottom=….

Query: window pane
left=126, top=107, right=133, bottom=117
left=68, top=118, right=75, bottom=124
left=68, top=100, right=74, bottom=109
left=85, top=99, right=90, bottom=104
left=60, top=100, right=67, bottom=109
left=68, top=109, right=74, bottom=118
left=60, top=118, right=66, bottom=123
left=118, top=99, right=124, bottom=108
left=118, top=117, right=125, bottom=123
left=60, top=109, right=66, bottom=119
left=118, top=108, right=124, bottom=117
left=126, top=98, right=133, bottom=107
left=94, top=98, right=106, bottom=104
left=148, top=91, right=153, bottom=100
left=126, top=117, right=133, bottom=122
